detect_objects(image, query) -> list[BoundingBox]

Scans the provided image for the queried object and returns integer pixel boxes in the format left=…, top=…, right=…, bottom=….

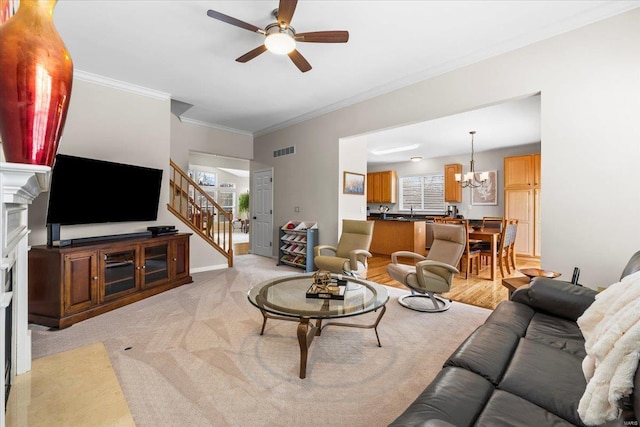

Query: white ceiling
left=53, top=1, right=639, bottom=157
left=364, top=94, right=541, bottom=164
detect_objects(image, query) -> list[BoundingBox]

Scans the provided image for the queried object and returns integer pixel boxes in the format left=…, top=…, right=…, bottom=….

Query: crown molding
left=74, top=70, right=170, bottom=100
left=74, top=70, right=252, bottom=136
left=178, top=117, right=254, bottom=137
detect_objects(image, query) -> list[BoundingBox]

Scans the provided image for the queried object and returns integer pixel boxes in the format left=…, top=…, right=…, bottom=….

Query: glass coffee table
left=247, top=273, right=389, bottom=379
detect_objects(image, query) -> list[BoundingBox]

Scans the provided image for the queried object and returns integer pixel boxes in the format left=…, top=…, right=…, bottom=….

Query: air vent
left=273, top=146, right=296, bottom=158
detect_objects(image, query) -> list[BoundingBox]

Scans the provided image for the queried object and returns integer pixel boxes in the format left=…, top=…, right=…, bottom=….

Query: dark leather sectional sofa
left=390, top=256, right=640, bottom=426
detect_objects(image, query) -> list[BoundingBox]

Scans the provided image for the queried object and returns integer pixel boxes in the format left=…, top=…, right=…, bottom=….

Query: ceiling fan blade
left=295, top=31, right=349, bottom=43
left=207, top=9, right=265, bottom=34
left=288, top=49, right=312, bottom=73
left=236, top=45, right=268, bottom=63
left=277, top=0, right=298, bottom=28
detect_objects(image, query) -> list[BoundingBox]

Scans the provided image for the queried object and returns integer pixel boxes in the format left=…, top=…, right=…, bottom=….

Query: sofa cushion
left=483, top=300, right=535, bottom=337
left=511, top=278, right=597, bottom=321
left=444, top=323, right=520, bottom=385
left=475, top=389, right=579, bottom=426
left=499, top=338, right=586, bottom=425
left=526, top=312, right=587, bottom=358
left=388, top=367, right=494, bottom=427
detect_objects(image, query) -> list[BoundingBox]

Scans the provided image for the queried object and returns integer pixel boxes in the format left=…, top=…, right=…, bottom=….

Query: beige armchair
left=314, top=219, right=374, bottom=278
left=386, top=223, right=465, bottom=312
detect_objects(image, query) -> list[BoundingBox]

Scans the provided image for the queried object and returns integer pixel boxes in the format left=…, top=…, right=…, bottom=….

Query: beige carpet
left=30, top=255, right=490, bottom=427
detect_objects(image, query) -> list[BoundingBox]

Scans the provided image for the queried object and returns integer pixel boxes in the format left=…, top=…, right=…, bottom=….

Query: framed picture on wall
left=343, top=171, right=365, bottom=195
left=471, top=170, right=498, bottom=205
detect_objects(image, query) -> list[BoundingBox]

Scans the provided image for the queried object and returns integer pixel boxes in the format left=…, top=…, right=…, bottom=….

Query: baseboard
left=191, top=264, right=229, bottom=273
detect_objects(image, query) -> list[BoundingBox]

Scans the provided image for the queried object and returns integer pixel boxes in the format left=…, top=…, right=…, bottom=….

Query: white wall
left=171, top=115, right=253, bottom=270
left=27, top=78, right=254, bottom=272
left=253, top=9, right=640, bottom=289
left=337, top=136, right=368, bottom=238
left=28, top=79, right=174, bottom=245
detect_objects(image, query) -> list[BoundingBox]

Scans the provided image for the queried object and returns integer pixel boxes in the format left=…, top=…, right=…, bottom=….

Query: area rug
left=6, top=342, right=135, bottom=427
left=30, top=255, right=490, bottom=427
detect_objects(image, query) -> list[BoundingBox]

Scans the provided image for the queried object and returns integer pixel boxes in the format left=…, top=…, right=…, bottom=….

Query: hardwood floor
left=367, top=253, right=541, bottom=310
left=234, top=240, right=538, bottom=310
left=234, top=241, right=250, bottom=255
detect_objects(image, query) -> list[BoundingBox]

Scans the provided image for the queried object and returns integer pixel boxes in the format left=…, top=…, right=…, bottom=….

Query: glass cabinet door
left=143, top=243, right=169, bottom=288
left=102, top=249, right=137, bottom=299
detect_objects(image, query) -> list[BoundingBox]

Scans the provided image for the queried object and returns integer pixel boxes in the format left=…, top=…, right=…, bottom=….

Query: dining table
left=468, top=227, right=501, bottom=280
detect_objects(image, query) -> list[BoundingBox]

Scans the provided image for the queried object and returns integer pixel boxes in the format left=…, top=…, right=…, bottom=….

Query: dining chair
left=475, top=217, right=506, bottom=263
left=482, top=216, right=505, bottom=231
left=506, top=219, right=518, bottom=271
left=442, top=218, right=480, bottom=279
left=480, top=219, right=517, bottom=277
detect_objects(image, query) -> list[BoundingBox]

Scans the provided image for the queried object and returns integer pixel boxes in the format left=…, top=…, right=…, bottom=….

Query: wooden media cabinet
left=28, top=233, right=192, bottom=328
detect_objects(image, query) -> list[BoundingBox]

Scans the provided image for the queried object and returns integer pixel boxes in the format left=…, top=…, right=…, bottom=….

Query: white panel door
left=252, top=169, right=273, bottom=257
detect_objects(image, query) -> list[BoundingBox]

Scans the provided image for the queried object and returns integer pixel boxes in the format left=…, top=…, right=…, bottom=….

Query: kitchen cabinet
left=367, top=170, right=397, bottom=203
left=504, top=154, right=541, bottom=258
left=534, top=188, right=541, bottom=257
left=368, top=219, right=426, bottom=256
left=504, top=154, right=540, bottom=188
left=444, top=163, right=462, bottom=202
left=28, top=233, right=192, bottom=328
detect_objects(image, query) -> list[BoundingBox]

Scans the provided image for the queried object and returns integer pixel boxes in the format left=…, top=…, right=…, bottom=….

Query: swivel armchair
left=314, top=219, right=374, bottom=278
left=386, top=223, right=466, bottom=312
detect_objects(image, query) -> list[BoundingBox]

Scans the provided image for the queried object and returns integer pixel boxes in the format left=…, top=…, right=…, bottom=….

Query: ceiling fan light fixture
left=265, top=26, right=296, bottom=54
left=207, top=3, right=349, bottom=72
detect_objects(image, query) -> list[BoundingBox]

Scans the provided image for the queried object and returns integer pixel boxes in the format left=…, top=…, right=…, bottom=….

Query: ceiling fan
left=206, top=0, right=349, bottom=73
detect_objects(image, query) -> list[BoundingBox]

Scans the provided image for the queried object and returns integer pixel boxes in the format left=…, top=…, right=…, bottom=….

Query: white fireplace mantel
left=0, top=162, right=50, bottom=425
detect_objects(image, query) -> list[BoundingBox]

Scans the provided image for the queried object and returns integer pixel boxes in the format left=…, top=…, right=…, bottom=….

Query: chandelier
left=455, top=131, right=489, bottom=188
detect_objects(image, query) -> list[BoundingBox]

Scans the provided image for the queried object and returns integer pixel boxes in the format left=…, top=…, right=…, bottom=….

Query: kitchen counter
left=368, top=218, right=427, bottom=256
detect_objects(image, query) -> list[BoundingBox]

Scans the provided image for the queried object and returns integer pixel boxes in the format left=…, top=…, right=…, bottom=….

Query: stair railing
left=167, top=160, right=233, bottom=267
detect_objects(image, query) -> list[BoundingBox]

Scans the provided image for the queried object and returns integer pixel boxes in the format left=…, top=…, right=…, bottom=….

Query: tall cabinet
left=504, top=154, right=541, bottom=258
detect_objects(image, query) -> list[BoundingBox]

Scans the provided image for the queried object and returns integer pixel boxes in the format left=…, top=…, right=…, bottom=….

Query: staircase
left=167, top=160, right=234, bottom=267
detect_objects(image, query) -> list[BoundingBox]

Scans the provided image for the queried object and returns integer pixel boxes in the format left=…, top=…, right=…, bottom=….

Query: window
left=218, top=191, right=235, bottom=210
left=195, top=171, right=216, bottom=187
left=399, top=173, right=445, bottom=213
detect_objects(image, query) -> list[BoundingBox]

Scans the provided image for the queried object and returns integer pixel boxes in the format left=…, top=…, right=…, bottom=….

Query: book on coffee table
left=306, top=281, right=347, bottom=300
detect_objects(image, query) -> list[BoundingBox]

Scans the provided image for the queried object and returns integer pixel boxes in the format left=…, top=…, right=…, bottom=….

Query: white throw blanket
left=576, top=270, right=640, bottom=425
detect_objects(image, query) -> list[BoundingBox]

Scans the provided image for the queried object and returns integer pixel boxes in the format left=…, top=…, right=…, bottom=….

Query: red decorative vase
left=0, top=0, right=73, bottom=166
left=0, top=0, right=15, bottom=23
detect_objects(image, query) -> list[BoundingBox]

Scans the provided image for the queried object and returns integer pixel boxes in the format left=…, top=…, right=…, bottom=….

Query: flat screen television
left=46, top=154, right=163, bottom=226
